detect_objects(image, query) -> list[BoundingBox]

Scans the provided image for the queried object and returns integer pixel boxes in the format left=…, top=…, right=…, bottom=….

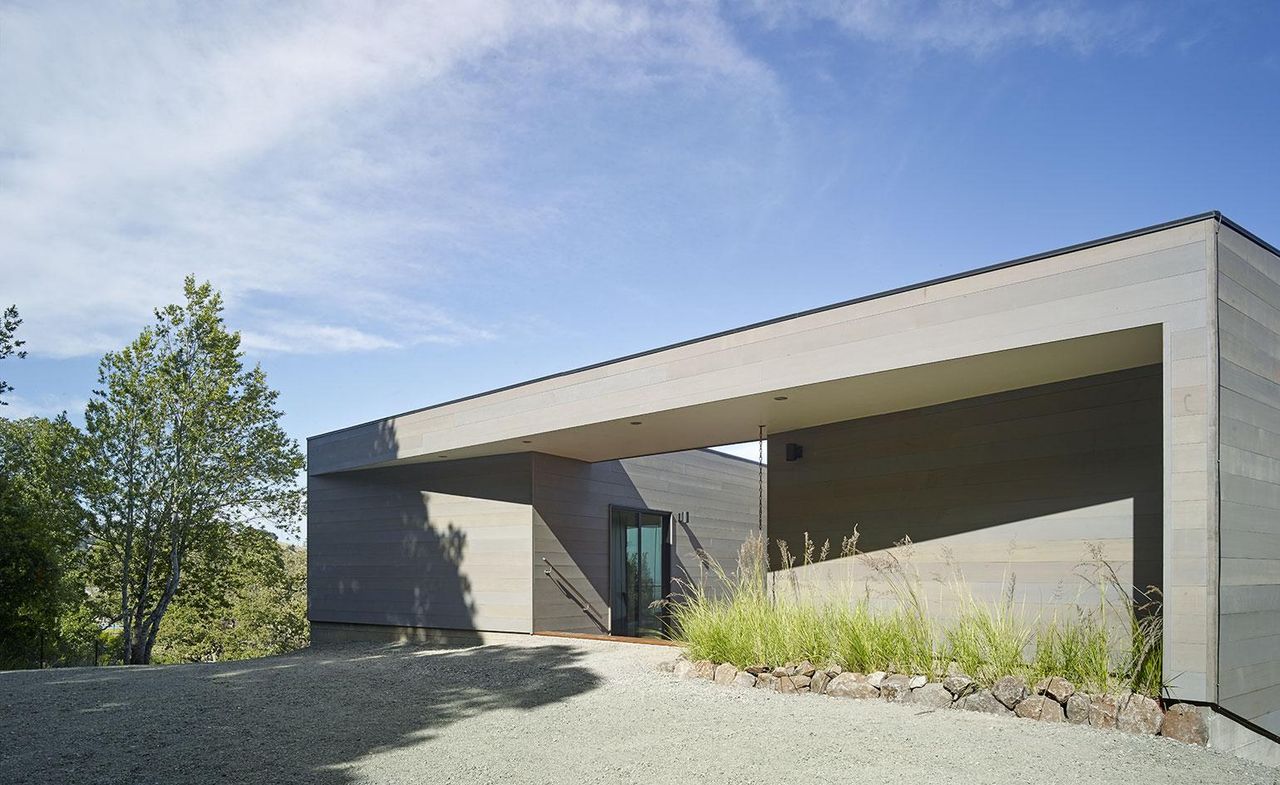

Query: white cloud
left=1, top=393, right=88, bottom=421
left=0, top=1, right=775, bottom=358
left=742, top=0, right=1153, bottom=56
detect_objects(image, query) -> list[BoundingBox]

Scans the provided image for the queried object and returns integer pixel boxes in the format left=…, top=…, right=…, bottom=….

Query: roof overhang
left=309, top=213, right=1232, bottom=475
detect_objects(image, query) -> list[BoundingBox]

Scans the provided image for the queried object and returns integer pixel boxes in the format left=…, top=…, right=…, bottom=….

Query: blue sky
left=2, top=1, right=1278, bottom=465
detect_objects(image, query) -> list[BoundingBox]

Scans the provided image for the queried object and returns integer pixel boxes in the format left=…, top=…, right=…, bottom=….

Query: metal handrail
left=541, top=558, right=608, bottom=632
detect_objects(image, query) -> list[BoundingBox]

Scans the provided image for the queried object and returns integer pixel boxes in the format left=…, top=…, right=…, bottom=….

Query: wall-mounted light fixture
left=785, top=443, right=803, bottom=462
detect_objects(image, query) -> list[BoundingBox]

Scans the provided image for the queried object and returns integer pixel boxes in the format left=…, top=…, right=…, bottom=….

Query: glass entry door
left=609, top=507, right=670, bottom=638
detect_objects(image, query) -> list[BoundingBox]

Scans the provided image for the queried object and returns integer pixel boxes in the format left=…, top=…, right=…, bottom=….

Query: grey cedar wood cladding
left=1216, top=224, right=1280, bottom=734
left=307, top=455, right=535, bottom=633
left=307, top=219, right=1216, bottom=474
left=307, top=449, right=761, bottom=637
left=531, top=450, right=761, bottom=635
left=306, top=216, right=1226, bottom=702
left=767, top=366, right=1162, bottom=616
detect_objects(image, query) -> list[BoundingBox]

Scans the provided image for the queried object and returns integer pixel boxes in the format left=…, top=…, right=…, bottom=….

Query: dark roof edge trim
left=311, top=210, right=1233, bottom=442
left=1219, top=214, right=1280, bottom=259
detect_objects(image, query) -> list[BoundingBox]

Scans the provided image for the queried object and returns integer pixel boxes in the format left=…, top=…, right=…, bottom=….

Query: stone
left=656, top=658, right=678, bottom=673
left=956, top=691, right=1013, bottom=715
left=1118, top=694, right=1163, bottom=736
left=826, top=672, right=880, bottom=700
left=1033, top=677, right=1051, bottom=696
left=771, top=667, right=789, bottom=678
left=691, top=660, right=716, bottom=680
left=1089, top=694, right=1121, bottom=730
left=782, top=662, right=798, bottom=677
left=755, top=672, right=778, bottom=690
left=827, top=664, right=844, bottom=676
left=867, top=671, right=887, bottom=689
left=880, top=674, right=913, bottom=702
left=673, top=659, right=694, bottom=679
left=777, top=676, right=798, bottom=694
left=796, top=660, right=817, bottom=677
left=1040, top=698, right=1065, bottom=723
left=908, top=675, right=927, bottom=690
left=745, top=664, right=768, bottom=675
left=810, top=671, right=830, bottom=695
left=732, top=671, right=757, bottom=689
left=1015, top=694, right=1044, bottom=720
left=1015, top=695, right=1064, bottom=722
left=792, top=674, right=812, bottom=691
left=713, top=663, right=737, bottom=685
left=942, top=674, right=976, bottom=698
left=1046, top=676, right=1075, bottom=703
left=992, top=676, right=1029, bottom=710
left=1065, top=693, right=1090, bottom=724
left=904, top=682, right=953, bottom=709
left=1161, top=704, right=1208, bottom=746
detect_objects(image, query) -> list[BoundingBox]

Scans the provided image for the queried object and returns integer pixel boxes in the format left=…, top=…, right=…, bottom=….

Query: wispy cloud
left=0, top=1, right=775, bottom=359
left=743, top=0, right=1155, bottom=56
left=2, top=393, right=88, bottom=421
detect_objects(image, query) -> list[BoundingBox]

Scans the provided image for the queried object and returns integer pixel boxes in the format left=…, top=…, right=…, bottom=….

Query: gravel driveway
left=1, top=634, right=1275, bottom=785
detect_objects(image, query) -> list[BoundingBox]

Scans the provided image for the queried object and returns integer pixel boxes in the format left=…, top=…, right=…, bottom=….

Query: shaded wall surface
left=1217, top=225, right=1280, bottom=735
left=308, top=450, right=763, bottom=637
left=768, top=366, right=1163, bottom=616
left=308, top=455, right=535, bottom=633
left=532, top=450, right=762, bottom=634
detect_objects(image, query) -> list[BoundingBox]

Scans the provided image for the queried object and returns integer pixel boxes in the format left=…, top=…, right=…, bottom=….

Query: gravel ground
left=2, top=635, right=1276, bottom=785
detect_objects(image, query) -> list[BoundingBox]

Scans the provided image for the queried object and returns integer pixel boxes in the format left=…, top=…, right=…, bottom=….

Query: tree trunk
left=136, top=529, right=186, bottom=665
left=119, top=520, right=134, bottom=664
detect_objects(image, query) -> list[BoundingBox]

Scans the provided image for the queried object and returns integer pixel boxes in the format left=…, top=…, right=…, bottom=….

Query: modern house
left=308, top=212, right=1279, bottom=756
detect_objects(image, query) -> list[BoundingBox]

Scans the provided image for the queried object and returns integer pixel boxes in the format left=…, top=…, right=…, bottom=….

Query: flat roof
left=311, top=210, right=1271, bottom=441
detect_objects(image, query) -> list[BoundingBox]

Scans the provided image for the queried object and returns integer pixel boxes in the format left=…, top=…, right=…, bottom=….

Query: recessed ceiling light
left=773, top=396, right=789, bottom=401
left=629, top=421, right=643, bottom=425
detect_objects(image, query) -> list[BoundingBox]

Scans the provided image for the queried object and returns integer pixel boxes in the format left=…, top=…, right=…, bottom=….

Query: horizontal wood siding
left=308, top=455, right=534, bottom=633
left=310, top=221, right=1213, bottom=472
left=768, top=367, right=1162, bottom=620
left=1217, top=225, right=1280, bottom=734
left=532, top=451, right=760, bottom=634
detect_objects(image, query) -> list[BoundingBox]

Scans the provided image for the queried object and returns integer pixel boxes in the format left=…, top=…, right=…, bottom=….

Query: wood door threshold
left=532, top=630, right=682, bottom=647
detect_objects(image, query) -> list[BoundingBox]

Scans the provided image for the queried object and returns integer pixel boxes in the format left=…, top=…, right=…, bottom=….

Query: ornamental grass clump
left=944, top=575, right=1034, bottom=685
left=666, top=529, right=1166, bottom=698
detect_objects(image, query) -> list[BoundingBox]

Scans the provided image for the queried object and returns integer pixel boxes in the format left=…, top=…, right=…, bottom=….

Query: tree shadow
left=2, top=641, right=600, bottom=785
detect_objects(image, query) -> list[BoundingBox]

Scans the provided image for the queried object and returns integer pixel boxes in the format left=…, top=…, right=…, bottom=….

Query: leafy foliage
left=0, top=304, right=26, bottom=404
left=0, top=415, right=94, bottom=668
left=82, top=277, right=305, bottom=664
left=152, top=532, right=308, bottom=663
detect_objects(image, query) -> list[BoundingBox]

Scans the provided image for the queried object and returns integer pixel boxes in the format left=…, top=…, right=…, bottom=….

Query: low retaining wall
left=667, top=657, right=1209, bottom=746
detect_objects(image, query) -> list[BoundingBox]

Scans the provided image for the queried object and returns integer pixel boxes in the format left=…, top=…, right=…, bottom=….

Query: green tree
left=152, top=532, right=308, bottom=663
left=83, top=277, right=304, bottom=665
left=0, top=304, right=26, bottom=404
left=0, top=415, right=92, bottom=667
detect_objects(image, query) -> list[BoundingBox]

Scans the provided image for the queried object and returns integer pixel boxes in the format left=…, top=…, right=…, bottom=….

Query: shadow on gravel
left=1, top=642, right=601, bottom=785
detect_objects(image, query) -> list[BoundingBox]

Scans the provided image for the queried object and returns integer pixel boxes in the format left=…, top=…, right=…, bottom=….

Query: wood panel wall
left=531, top=450, right=761, bottom=634
left=768, top=367, right=1162, bottom=619
left=308, top=455, right=535, bottom=633
left=1217, top=225, right=1280, bottom=734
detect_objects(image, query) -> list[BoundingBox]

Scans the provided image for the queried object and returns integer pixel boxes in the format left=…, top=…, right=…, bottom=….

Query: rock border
left=665, top=657, right=1208, bottom=746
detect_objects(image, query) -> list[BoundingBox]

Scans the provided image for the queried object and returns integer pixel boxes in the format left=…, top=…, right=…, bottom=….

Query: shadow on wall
left=310, top=418, right=483, bottom=633
left=0, top=642, right=601, bottom=785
